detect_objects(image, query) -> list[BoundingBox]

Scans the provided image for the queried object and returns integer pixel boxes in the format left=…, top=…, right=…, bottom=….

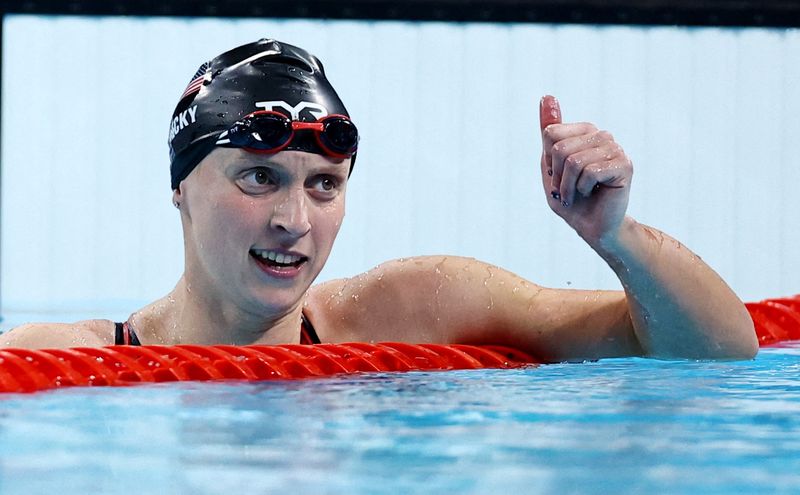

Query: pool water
left=0, top=343, right=798, bottom=494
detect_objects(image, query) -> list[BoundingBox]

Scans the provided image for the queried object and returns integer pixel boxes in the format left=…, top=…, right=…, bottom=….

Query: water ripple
left=0, top=345, right=798, bottom=494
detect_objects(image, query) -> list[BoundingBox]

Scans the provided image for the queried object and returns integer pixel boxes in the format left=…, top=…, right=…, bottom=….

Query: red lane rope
left=746, top=294, right=800, bottom=346
left=1, top=295, right=798, bottom=393
left=0, top=343, right=535, bottom=393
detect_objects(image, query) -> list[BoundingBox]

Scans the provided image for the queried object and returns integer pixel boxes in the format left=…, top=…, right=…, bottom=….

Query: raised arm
left=310, top=97, right=756, bottom=362
left=537, top=95, right=756, bottom=360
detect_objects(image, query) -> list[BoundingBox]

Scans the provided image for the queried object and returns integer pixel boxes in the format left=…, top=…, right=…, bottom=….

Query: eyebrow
left=308, top=161, right=349, bottom=175
left=228, top=156, right=348, bottom=176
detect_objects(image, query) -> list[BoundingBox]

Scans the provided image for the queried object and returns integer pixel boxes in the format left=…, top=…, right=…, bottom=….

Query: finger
left=539, top=95, right=562, bottom=132
left=551, top=130, right=615, bottom=162
left=539, top=96, right=562, bottom=178
left=544, top=122, right=601, bottom=149
left=558, top=141, right=621, bottom=205
left=575, top=159, right=632, bottom=197
left=548, top=124, right=600, bottom=198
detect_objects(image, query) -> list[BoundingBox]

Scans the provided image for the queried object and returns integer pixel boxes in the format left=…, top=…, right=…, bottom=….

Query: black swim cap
left=168, top=38, right=352, bottom=190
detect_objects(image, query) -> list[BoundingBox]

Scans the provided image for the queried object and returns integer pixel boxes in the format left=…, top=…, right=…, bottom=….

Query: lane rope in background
left=0, top=294, right=796, bottom=393
left=746, top=295, right=800, bottom=345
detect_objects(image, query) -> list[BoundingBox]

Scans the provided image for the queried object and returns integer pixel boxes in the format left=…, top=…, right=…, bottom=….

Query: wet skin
left=177, top=149, right=347, bottom=319
left=0, top=97, right=758, bottom=361
left=145, top=148, right=351, bottom=346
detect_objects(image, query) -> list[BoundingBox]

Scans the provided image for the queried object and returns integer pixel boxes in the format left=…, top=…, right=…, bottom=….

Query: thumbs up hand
left=539, top=95, right=633, bottom=246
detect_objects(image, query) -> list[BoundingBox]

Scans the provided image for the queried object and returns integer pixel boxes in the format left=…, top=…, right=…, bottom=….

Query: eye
left=320, top=177, right=336, bottom=191
left=250, top=168, right=272, bottom=185
left=238, top=167, right=278, bottom=193
left=310, top=175, right=340, bottom=196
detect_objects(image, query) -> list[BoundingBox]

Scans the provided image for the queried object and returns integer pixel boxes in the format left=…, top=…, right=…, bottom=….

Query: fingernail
left=547, top=169, right=553, bottom=176
left=551, top=191, right=561, bottom=200
left=561, top=200, right=569, bottom=207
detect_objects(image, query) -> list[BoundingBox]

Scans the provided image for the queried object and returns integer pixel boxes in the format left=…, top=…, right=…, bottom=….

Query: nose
left=269, top=187, right=311, bottom=237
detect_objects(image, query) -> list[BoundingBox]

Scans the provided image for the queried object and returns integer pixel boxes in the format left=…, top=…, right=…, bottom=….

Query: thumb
left=539, top=95, right=562, bottom=133
left=539, top=95, right=563, bottom=184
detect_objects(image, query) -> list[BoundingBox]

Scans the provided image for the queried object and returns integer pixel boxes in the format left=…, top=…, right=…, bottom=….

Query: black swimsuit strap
left=127, top=322, right=142, bottom=346
left=114, top=322, right=125, bottom=345
left=300, top=312, right=321, bottom=344
left=114, top=321, right=142, bottom=346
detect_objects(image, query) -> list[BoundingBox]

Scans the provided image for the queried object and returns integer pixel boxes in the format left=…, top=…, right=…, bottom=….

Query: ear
left=172, top=182, right=189, bottom=213
left=172, top=188, right=182, bottom=208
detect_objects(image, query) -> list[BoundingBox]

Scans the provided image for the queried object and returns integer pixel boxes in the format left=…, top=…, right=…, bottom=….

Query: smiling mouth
left=249, top=249, right=308, bottom=269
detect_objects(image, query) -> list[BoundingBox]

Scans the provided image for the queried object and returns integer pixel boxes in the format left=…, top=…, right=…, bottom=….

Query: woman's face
left=176, top=148, right=349, bottom=314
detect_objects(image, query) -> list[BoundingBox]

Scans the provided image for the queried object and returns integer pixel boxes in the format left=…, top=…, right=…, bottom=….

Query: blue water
left=0, top=344, right=798, bottom=494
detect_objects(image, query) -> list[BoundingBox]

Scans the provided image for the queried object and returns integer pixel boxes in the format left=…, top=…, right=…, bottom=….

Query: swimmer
left=0, top=39, right=757, bottom=361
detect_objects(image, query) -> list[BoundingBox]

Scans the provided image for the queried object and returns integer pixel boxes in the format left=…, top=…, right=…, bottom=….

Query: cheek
left=312, top=201, right=345, bottom=247
left=196, top=196, right=260, bottom=251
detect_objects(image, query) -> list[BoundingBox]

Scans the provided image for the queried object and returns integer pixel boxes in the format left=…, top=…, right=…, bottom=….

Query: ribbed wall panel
left=2, top=15, right=798, bottom=318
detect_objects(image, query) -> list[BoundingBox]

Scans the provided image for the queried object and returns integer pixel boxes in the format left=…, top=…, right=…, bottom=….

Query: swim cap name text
left=169, top=105, right=198, bottom=143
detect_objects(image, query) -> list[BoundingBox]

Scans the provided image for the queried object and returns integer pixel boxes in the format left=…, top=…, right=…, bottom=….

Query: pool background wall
left=2, top=15, right=799, bottom=320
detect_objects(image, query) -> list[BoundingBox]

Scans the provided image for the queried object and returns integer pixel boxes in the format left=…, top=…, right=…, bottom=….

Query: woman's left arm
left=309, top=97, right=756, bottom=361
left=538, top=95, right=757, bottom=360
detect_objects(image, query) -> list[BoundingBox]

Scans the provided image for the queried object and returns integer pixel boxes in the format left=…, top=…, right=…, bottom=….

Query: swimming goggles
left=215, top=110, right=359, bottom=159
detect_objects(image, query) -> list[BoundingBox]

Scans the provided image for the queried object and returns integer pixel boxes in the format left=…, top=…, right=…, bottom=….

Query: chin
left=247, top=284, right=310, bottom=314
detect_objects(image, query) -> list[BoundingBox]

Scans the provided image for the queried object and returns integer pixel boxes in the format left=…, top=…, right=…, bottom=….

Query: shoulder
left=0, top=319, right=115, bottom=349
left=306, top=255, right=533, bottom=343
left=312, top=255, right=503, bottom=295
left=307, top=255, right=638, bottom=361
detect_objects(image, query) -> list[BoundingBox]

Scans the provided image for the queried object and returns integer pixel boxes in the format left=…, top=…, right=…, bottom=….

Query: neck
left=134, top=276, right=305, bottom=346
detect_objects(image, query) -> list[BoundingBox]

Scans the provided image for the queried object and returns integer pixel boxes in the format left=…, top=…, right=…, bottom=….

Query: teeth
left=254, top=250, right=303, bottom=264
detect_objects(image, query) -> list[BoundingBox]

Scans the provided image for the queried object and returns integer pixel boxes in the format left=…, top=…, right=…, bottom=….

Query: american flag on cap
left=180, top=61, right=210, bottom=100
